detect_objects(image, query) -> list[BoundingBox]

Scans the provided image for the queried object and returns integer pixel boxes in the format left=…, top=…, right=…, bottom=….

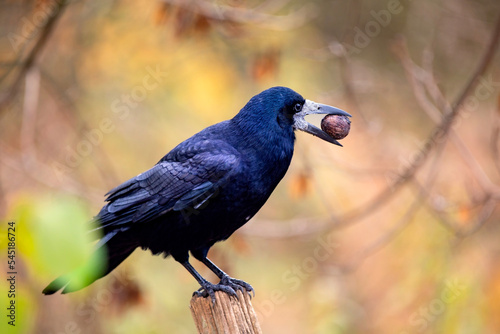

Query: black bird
left=43, top=86, right=350, bottom=298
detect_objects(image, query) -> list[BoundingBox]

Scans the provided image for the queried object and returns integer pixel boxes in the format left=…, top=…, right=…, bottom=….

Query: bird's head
left=234, top=86, right=351, bottom=146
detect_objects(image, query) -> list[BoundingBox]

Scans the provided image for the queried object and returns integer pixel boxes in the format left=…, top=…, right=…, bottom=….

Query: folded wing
left=94, top=141, right=240, bottom=233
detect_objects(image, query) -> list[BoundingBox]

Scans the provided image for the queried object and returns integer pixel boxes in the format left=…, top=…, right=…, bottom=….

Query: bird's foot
left=219, top=275, right=255, bottom=298
left=193, top=280, right=238, bottom=303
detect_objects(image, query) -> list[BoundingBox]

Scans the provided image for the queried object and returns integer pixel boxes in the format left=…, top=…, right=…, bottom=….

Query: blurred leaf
left=106, top=270, right=145, bottom=316
left=288, top=171, right=311, bottom=200
left=457, top=205, right=471, bottom=226
left=154, top=3, right=172, bottom=26
left=10, top=194, right=104, bottom=278
left=193, top=13, right=212, bottom=35
left=250, top=48, right=281, bottom=82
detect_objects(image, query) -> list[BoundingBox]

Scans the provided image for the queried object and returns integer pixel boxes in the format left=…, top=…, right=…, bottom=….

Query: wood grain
left=190, top=290, right=262, bottom=334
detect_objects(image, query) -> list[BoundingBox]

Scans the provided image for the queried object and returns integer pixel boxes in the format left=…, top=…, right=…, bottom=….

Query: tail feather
left=42, top=233, right=138, bottom=295
left=42, top=275, right=72, bottom=295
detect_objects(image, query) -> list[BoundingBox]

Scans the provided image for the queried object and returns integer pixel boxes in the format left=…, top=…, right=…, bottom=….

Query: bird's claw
left=193, top=281, right=238, bottom=303
left=193, top=276, right=254, bottom=302
left=219, top=275, right=255, bottom=298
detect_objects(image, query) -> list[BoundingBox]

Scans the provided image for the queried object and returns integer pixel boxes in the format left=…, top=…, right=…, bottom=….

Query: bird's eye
left=294, top=103, right=302, bottom=112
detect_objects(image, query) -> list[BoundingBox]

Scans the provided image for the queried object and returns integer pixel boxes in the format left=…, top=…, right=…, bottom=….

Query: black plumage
left=42, top=86, right=350, bottom=298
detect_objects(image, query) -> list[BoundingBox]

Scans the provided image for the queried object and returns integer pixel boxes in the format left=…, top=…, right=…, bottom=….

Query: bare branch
left=339, top=140, right=446, bottom=273
left=0, top=0, right=68, bottom=113
left=389, top=14, right=500, bottom=187
left=329, top=15, right=500, bottom=229
left=394, top=38, right=500, bottom=198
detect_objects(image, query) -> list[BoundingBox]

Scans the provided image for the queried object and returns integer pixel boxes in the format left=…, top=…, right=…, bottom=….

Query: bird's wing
left=95, top=142, right=240, bottom=231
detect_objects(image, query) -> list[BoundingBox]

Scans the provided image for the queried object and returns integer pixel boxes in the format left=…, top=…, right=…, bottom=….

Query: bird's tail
left=42, top=232, right=138, bottom=295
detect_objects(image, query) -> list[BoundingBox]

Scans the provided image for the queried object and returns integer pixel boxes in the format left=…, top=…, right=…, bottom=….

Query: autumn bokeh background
left=1, top=0, right=500, bottom=333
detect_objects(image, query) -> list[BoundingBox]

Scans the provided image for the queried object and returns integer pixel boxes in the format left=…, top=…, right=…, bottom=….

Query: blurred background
left=1, top=0, right=500, bottom=333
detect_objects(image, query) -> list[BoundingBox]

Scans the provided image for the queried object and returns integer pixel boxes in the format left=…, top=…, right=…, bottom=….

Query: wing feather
left=94, top=140, right=240, bottom=232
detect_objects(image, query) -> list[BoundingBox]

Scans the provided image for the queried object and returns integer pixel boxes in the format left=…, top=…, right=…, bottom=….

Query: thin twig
left=329, top=41, right=369, bottom=126
left=0, top=142, right=103, bottom=203
left=455, top=197, right=497, bottom=238
left=414, top=176, right=497, bottom=239
left=240, top=216, right=329, bottom=239
left=491, top=101, right=500, bottom=175
left=21, top=67, right=40, bottom=161
left=158, top=0, right=318, bottom=30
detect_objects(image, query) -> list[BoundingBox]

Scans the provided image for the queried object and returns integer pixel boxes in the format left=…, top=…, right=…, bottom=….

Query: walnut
left=321, top=115, right=351, bottom=140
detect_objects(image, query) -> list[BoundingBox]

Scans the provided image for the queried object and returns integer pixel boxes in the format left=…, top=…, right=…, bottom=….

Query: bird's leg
left=180, top=261, right=238, bottom=302
left=199, top=257, right=255, bottom=297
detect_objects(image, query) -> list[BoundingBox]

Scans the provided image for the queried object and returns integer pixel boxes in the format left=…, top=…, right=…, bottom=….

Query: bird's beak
left=293, top=99, right=352, bottom=146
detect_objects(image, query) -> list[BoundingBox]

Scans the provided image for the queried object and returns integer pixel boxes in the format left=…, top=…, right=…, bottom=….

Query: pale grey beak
left=293, top=99, right=351, bottom=146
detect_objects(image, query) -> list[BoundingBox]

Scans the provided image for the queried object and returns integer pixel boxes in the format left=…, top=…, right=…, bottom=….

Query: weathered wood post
left=190, top=290, right=262, bottom=334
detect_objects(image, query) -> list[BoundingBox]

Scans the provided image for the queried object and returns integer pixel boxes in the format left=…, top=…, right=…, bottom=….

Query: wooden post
left=190, top=290, right=262, bottom=334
